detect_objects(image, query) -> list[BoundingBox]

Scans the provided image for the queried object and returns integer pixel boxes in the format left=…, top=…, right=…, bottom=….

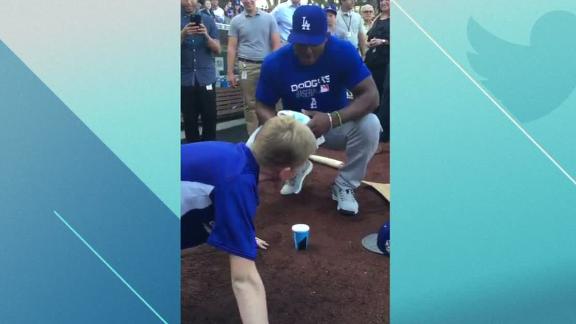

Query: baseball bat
left=309, top=155, right=344, bottom=169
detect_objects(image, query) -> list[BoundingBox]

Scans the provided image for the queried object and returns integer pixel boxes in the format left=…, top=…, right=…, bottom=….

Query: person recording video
left=181, top=0, right=221, bottom=143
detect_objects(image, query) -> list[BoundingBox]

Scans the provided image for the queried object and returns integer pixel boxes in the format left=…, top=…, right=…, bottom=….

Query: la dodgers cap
left=288, top=5, right=328, bottom=46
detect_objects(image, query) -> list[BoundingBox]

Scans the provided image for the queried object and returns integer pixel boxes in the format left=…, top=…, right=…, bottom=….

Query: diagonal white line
left=53, top=210, right=168, bottom=324
left=391, top=0, right=576, bottom=186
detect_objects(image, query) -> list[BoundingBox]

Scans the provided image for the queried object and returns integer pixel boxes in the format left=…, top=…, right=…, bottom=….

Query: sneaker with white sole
left=331, top=184, right=359, bottom=216
left=280, top=160, right=313, bottom=195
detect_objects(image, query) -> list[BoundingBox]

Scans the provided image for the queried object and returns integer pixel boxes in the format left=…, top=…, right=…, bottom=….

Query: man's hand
left=302, top=110, right=331, bottom=138
left=192, top=23, right=209, bottom=36
left=227, top=72, right=238, bottom=88
left=181, top=23, right=196, bottom=37
left=255, top=237, right=269, bottom=250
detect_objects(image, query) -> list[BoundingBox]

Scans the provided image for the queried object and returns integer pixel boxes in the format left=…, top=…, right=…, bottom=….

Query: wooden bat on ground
left=309, top=155, right=344, bottom=169
left=308, top=155, right=390, bottom=202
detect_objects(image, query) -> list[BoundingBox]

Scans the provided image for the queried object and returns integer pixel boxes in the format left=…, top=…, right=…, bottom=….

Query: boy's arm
left=230, top=254, right=269, bottom=324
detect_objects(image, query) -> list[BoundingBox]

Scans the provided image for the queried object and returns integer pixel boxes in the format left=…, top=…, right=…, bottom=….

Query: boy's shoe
left=331, top=184, right=359, bottom=216
left=280, top=160, right=313, bottom=195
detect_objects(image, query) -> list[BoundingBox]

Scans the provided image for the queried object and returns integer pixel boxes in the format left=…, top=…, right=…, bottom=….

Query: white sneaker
left=280, top=160, right=313, bottom=195
left=331, top=184, right=359, bottom=216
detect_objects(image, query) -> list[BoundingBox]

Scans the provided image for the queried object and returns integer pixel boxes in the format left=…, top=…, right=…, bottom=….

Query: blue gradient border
left=0, top=1, right=179, bottom=322
left=391, top=1, right=576, bottom=323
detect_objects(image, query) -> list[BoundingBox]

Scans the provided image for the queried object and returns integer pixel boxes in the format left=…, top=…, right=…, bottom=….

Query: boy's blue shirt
left=181, top=142, right=260, bottom=260
left=256, top=35, right=371, bottom=113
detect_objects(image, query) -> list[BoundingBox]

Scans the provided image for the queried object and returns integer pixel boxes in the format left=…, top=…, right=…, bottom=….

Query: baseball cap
left=377, top=222, right=390, bottom=256
left=288, top=5, right=328, bottom=46
left=325, top=4, right=337, bottom=15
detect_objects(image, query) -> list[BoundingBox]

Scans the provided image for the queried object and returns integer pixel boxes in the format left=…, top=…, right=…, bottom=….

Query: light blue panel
left=0, top=40, right=179, bottom=323
left=0, top=0, right=180, bottom=214
left=392, top=0, right=576, bottom=322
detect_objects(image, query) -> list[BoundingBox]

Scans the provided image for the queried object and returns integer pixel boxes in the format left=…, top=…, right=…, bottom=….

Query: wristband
left=329, top=112, right=338, bottom=128
left=327, top=112, right=333, bottom=129
left=333, top=111, right=343, bottom=127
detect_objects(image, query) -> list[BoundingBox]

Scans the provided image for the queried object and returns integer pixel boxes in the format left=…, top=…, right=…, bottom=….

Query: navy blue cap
left=377, top=222, right=390, bottom=256
left=288, top=5, right=328, bottom=46
left=325, top=4, right=337, bottom=15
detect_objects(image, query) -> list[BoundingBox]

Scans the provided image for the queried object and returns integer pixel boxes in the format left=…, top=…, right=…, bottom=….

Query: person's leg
left=335, top=114, right=380, bottom=188
left=377, top=64, right=390, bottom=142
left=238, top=61, right=261, bottom=135
left=181, top=85, right=201, bottom=143
left=199, top=83, right=217, bottom=141
left=181, top=206, right=214, bottom=249
left=322, top=113, right=381, bottom=214
left=279, top=159, right=313, bottom=195
left=371, top=67, right=385, bottom=100
left=369, top=66, right=388, bottom=143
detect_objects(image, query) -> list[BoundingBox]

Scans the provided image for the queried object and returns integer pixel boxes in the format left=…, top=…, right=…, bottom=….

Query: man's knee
left=354, top=113, right=381, bottom=142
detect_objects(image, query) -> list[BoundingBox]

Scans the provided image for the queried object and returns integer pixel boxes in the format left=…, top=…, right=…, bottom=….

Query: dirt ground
left=182, top=145, right=390, bottom=324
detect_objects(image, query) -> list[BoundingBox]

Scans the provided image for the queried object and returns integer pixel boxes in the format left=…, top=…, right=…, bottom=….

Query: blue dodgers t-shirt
left=181, top=142, right=260, bottom=260
left=256, top=36, right=371, bottom=113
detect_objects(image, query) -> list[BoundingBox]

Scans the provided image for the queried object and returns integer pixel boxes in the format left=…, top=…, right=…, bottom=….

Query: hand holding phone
left=190, top=14, right=202, bottom=26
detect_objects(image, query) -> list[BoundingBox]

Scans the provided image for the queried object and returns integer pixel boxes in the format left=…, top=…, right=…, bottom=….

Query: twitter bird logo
left=467, top=11, right=576, bottom=122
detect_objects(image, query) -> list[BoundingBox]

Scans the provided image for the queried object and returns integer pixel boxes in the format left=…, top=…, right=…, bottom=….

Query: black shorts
left=181, top=205, right=214, bottom=250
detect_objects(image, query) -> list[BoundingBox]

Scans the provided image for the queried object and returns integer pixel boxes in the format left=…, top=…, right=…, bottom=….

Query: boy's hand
left=255, top=237, right=269, bottom=250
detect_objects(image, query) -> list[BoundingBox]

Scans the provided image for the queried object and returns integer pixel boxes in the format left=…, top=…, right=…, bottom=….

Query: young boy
left=181, top=116, right=317, bottom=323
left=326, top=4, right=347, bottom=40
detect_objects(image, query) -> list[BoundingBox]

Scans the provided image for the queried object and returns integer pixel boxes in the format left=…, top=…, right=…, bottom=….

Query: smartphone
left=190, top=14, right=202, bottom=26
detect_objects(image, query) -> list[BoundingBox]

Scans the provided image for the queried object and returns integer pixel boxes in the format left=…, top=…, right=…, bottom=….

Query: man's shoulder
left=338, top=10, right=361, bottom=18
left=230, top=13, right=244, bottom=24
left=274, top=2, right=289, bottom=11
left=258, top=10, right=275, bottom=20
left=200, top=11, right=216, bottom=23
left=263, top=45, right=291, bottom=66
left=345, top=10, right=360, bottom=17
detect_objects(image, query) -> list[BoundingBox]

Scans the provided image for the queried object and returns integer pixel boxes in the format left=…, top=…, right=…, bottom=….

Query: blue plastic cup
left=292, top=224, right=310, bottom=251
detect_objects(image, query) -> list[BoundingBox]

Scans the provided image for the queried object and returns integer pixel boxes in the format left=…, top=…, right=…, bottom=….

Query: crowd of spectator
left=181, top=0, right=389, bottom=143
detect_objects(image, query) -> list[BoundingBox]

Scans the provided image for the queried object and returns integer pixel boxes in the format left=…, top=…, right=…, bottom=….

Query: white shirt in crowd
left=336, top=8, right=365, bottom=49
left=213, top=6, right=225, bottom=20
left=271, top=0, right=301, bottom=43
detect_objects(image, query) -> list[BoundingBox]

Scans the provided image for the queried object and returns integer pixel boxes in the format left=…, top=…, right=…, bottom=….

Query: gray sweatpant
left=247, top=113, right=381, bottom=189
left=323, top=113, right=381, bottom=189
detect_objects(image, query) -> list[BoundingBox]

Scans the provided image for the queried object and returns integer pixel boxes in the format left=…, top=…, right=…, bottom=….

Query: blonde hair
left=251, top=116, right=317, bottom=169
